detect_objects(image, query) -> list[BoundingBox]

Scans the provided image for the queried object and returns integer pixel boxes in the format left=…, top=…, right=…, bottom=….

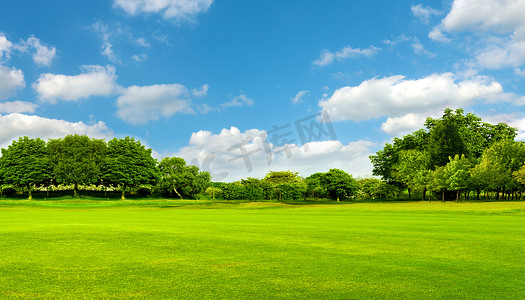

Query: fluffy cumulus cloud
left=0, top=65, right=25, bottom=99
left=33, top=65, right=118, bottom=103
left=174, top=127, right=375, bottom=181
left=431, top=0, right=525, bottom=69
left=319, top=73, right=507, bottom=136
left=379, top=113, right=434, bottom=136
left=0, top=113, right=113, bottom=149
left=0, top=34, right=13, bottom=61
left=116, top=83, right=194, bottom=125
left=0, top=101, right=38, bottom=114
left=312, top=45, right=380, bottom=66
left=0, top=34, right=55, bottom=66
left=114, top=0, right=213, bottom=22
left=22, top=36, right=56, bottom=67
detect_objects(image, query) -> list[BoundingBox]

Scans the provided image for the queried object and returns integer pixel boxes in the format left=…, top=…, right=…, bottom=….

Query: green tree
left=425, top=108, right=517, bottom=158
left=320, top=169, right=357, bottom=201
left=369, top=129, right=428, bottom=184
left=157, top=157, right=210, bottom=199
left=443, top=154, right=472, bottom=202
left=263, top=170, right=303, bottom=185
left=427, top=118, right=467, bottom=169
left=205, top=186, right=222, bottom=199
left=472, top=140, right=525, bottom=200
left=0, top=137, right=51, bottom=199
left=427, top=166, right=447, bottom=202
left=393, top=149, right=428, bottom=199
left=262, top=170, right=306, bottom=201
left=47, top=134, right=106, bottom=197
left=356, top=177, right=397, bottom=200
left=305, top=172, right=327, bottom=199
left=103, top=137, right=159, bottom=200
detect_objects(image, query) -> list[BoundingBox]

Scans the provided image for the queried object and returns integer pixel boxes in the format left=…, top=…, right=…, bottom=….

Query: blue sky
left=1, top=0, right=525, bottom=181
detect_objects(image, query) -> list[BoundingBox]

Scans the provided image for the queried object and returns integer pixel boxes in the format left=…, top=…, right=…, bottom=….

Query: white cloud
left=136, top=37, right=150, bottom=47
left=291, top=90, right=309, bottom=104
left=0, top=65, right=25, bottom=99
left=319, top=73, right=503, bottom=122
left=131, top=53, right=147, bottom=62
left=92, top=21, right=122, bottom=63
left=380, top=113, right=435, bottom=136
left=33, top=65, right=118, bottom=103
left=25, top=36, right=56, bottom=67
left=192, top=84, right=209, bottom=97
left=116, top=83, right=194, bottom=125
left=0, top=101, right=38, bottom=114
left=319, top=73, right=510, bottom=136
left=515, top=68, right=525, bottom=76
left=411, top=4, right=440, bottom=24
left=0, top=34, right=56, bottom=66
left=114, top=0, right=213, bottom=22
left=221, top=94, right=253, bottom=108
left=383, top=34, right=410, bottom=46
left=0, top=113, right=113, bottom=150
left=433, top=0, right=525, bottom=68
left=174, top=126, right=375, bottom=181
left=312, top=45, right=380, bottom=66
left=428, top=27, right=451, bottom=42
left=0, top=34, right=13, bottom=62
left=412, top=39, right=436, bottom=57
left=440, top=0, right=525, bottom=33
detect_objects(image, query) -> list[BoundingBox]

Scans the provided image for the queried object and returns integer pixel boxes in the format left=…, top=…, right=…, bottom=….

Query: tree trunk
left=173, top=187, right=183, bottom=200
left=27, top=183, right=32, bottom=200
left=408, top=188, right=411, bottom=199
left=456, top=190, right=460, bottom=202
left=496, top=189, right=500, bottom=201
left=441, top=189, right=445, bottom=202
left=74, top=182, right=79, bottom=198
left=121, top=183, right=126, bottom=200
left=476, top=189, right=480, bottom=200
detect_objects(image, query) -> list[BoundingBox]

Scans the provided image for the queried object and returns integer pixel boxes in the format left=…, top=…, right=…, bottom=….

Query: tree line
left=370, top=108, right=525, bottom=201
left=0, top=135, right=211, bottom=200
left=3, top=108, right=525, bottom=202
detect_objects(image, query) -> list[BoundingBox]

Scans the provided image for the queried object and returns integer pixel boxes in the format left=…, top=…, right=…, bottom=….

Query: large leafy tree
left=425, top=108, right=517, bottom=158
left=47, top=134, right=106, bottom=197
left=371, top=108, right=517, bottom=184
left=370, top=129, right=428, bottom=184
left=427, top=166, right=447, bottom=202
left=157, top=157, right=211, bottom=199
left=320, top=168, right=357, bottom=202
left=103, top=137, right=159, bottom=200
left=0, top=137, right=52, bottom=199
left=443, top=154, right=472, bottom=202
left=263, top=170, right=303, bottom=185
left=305, top=172, right=327, bottom=199
left=393, top=149, right=428, bottom=199
left=471, top=140, right=525, bottom=199
left=426, top=118, right=467, bottom=169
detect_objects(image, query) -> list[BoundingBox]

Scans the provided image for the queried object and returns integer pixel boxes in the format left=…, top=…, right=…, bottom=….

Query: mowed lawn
left=0, top=200, right=524, bottom=299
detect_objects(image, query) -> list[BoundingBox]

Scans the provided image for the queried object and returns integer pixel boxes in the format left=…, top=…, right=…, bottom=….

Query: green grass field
left=0, top=200, right=524, bottom=299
